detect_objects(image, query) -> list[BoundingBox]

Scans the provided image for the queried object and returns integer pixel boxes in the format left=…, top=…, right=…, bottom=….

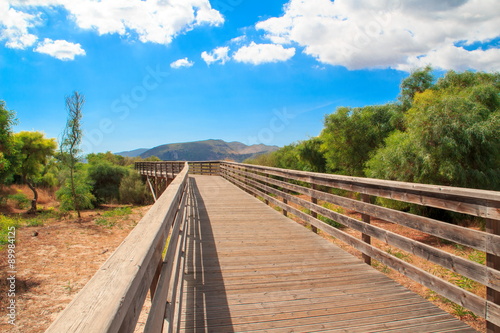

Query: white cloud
left=63, top=0, right=224, bottom=45
left=1, top=0, right=224, bottom=55
left=170, top=57, right=194, bottom=69
left=255, top=0, right=500, bottom=71
left=0, top=1, right=39, bottom=49
left=34, top=38, right=86, bottom=60
left=233, top=42, right=296, bottom=65
left=201, top=46, right=230, bottom=65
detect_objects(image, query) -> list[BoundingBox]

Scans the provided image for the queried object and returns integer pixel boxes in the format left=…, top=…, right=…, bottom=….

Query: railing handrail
left=46, top=162, right=189, bottom=333
left=221, top=161, right=500, bottom=216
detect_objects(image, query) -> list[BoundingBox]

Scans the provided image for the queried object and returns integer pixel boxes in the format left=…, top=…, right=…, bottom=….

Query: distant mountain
left=115, top=148, right=150, bottom=157
left=139, top=139, right=279, bottom=162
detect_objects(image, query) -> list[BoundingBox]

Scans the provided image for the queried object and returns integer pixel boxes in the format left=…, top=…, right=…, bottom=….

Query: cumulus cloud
left=201, top=46, right=230, bottom=65
left=0, top=1, right=39, bottom=49
left=170, top=57, right=194, bottom=69
left=34, top=38, right=86, bottom=60
left=1, top=0, right=224, bottom=58
left=256, top=0, right=500, bottom=71
left=233, top=42, right=296, bottom=65
left=63, top=0, right=224, bottom=45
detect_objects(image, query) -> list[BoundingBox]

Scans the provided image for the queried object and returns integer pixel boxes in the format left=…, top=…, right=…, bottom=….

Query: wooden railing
left=220, top=161, right=500, bottom=331
left=46, top=162, right=190, bottom=333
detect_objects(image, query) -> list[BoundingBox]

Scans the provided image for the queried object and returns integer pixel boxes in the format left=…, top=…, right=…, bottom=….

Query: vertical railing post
left=487, top=218, right=500, bottom=333
left=310, top=183, right=318, bottom=234
left=361, top=194, right=372, bottom=265
left=282, top=179, right=288, bottom=217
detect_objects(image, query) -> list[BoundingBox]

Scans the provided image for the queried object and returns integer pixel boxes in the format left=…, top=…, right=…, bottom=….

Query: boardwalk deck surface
left=179, top=175, right=475, bottom=332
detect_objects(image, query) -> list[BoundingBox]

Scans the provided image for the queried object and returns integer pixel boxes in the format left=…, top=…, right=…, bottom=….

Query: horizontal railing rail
left=46, top=162, right=190, bottom=333
left=220, top=161, right=500, bottom=331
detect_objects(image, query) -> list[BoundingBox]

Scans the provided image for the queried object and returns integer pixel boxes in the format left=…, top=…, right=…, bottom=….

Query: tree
left=58, top=91, right=92, bottom=218
left=367, top=71, right=500, bottom=190
left=398, top=65, right=435, bottom=112
left=13, top=131, right=57, bottom=212
left=320, top=104, right=395, bottom=176
left=119, top=170, right=152, bottom=205
left=87, top=161, right=128, bottom=203
left=296, top=137, right=327, bottom=173
left=0, top=100, right=17, bottom=183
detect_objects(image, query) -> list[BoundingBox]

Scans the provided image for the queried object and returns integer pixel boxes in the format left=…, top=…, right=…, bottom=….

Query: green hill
left=138, top=139, right=279, bottom=162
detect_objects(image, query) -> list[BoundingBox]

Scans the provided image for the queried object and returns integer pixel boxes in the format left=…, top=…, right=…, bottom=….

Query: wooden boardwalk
left=179, top=175, right=475, bottom=332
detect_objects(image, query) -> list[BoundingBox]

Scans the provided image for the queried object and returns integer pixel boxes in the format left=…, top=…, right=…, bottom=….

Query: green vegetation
left=0, top=215, right=21, bottom=245
left=14, top=131, right=57, bottom=212
left=8, top=192, right=30, bottom=209
left=58, top=91, right=90, bottom=218
left=102, top=206, right=132, bottom=217
left=246, top=69, right=500, bottom=192
left=0, top=100, right=17, bottom=184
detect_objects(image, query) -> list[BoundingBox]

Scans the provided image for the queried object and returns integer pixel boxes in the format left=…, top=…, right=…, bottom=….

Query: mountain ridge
left=116, top=139, right=279, bottom=162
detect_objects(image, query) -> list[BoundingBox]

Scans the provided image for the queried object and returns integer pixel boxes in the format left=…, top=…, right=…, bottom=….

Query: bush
left=0, top=214, right=21, bottom=245
left=88, top=161, right=128, bottom=204
left=56, top=173, right=95, bottom=212
left=8, top=192, right=30, bottom=209
left=119, top=171, right=152, bottom=205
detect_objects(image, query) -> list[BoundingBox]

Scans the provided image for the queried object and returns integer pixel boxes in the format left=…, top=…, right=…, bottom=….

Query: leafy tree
left=87, top=160, right=128, bottom=203
left=57, top=171, right=95, bottom=212
left=119, top=170, right=152, bottom=205
left=58, top=91, right=92, bottom=218
left=13, top=131, right=57, bottom=212
left=0, top=101, right=17, bottom=183
left=320, top=104, right=395, bottom=176
left=296, top=137, right=327, bottom=173
left=367, top=71, right=500, bottom=190
left=87, top=151, right=126, bottom=166
left=399, top=65, right=435, bottom=112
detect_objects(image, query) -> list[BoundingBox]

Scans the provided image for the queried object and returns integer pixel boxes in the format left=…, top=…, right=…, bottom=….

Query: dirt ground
left=0, top=185, right=152, bottom=332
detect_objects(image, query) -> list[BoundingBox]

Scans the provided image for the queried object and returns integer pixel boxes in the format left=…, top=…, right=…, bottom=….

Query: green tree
left=399, top=65, right=435, bottom=112
left=119, top=170, right=152, bottom=205
left=57, top=172, right=95, bottom=212
left=320, top=104, right=395, bottom=176
left=0, top=101, right=17, bottom=183
left=87, top=161, right=128, bottom=203
left=367, top=71, right=500, bottom=190
left=87, top=151, right=126, bottom=166
left=58, top=91, right=92, bottom=218
left=296, top=137, right=327, bottom=173
left=13, top=131, right=57, bottom=212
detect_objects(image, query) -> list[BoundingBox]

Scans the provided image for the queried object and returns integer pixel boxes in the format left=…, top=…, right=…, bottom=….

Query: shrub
left=8, top=192, right=30, bottom=209
left=119, top=171, right=152, bottom=205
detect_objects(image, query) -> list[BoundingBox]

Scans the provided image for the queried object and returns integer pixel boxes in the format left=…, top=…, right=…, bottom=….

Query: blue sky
left=1, top=0, right=499, bottom=154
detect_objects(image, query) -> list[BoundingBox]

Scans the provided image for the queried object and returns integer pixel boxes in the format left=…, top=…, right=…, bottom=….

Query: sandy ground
left=0, top=185, right=153, bottom=332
